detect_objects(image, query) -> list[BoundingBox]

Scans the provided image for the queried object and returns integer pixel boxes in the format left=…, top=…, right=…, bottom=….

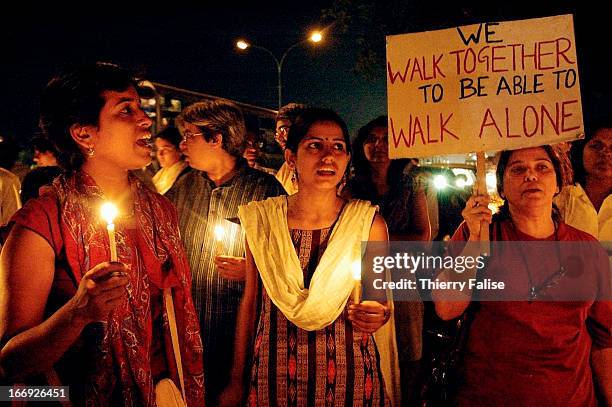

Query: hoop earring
left=86, top=146, right=95, bottom=157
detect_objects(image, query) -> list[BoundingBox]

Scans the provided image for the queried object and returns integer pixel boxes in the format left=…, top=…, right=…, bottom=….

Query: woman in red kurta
left=0, top=63, right=204, bottom=406
left=434, top=146, right=611, bottom=406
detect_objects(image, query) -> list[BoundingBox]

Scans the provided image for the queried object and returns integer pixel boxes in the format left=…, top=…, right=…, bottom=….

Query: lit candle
left=214, top=225, right=225, bottom=256
left=101, top=202, right=119, bottom=262
left=351, top=260, right=362, bottom=304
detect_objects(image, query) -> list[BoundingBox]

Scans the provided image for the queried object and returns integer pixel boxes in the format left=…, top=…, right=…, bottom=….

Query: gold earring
left=86, top=146, right=95, bottom=157
left=291, top=168, right=297, bottom=183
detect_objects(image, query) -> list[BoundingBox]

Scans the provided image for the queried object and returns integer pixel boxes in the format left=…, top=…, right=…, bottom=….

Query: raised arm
left=433, top=195, right=491, bottom=320
left=0, top=225, right=128, bottom=381
left=218, top=239, right=259, bottom=407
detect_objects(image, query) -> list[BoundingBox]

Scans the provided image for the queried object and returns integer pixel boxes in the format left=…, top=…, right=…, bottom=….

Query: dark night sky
left=0, top=1, right=607, bottom=150
left=0, top=1, right=382, bottom=147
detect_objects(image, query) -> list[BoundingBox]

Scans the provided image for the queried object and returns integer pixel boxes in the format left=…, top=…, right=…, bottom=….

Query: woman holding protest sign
left=219, top=107, right=392, bottom=406
left=433, top=145, right=611, bottom=405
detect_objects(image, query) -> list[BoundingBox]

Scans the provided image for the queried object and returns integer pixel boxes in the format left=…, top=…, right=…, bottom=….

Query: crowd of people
left=0, top=61, right=610, bottom=407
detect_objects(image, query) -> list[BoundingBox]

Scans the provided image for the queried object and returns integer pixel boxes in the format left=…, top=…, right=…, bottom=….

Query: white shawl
left=152, top=160, right=187, bottom=195
left=238, top=196, right=377, bottom=331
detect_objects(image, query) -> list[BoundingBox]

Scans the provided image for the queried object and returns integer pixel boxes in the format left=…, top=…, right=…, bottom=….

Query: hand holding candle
left=351, top=260, right=361, bottom=304
left=101, top=202, right=119, bottom=262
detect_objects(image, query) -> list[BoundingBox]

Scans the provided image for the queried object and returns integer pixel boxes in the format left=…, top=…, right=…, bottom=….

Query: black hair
left=569, top=116, right=612, bottom=186
left=20, top=166, right=62, bottom=204
left=31, top=134, right=58, bottom=155
left=284, top=107, right=352, bottom=188
left=276, top=102, right=308, bottom=124
left=285, top=107, right=351, bottom=155
left=155, top=126, right=182, bottom=150
left=38, top=62, right=139, bottom=173
left=348, top=116, right=412, bottom=201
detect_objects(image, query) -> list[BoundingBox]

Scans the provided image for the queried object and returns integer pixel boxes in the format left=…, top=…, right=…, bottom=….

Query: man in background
left=273, top=102, right=306, bottom=194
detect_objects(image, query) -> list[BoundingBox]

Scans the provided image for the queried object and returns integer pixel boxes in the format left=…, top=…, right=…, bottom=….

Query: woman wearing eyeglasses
left=434, top=145, right=611, bottom=406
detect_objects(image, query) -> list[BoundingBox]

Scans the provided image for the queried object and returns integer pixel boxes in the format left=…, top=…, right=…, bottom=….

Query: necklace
left=510, top=221, right=566, bottom=302
left=107, top=184, right=137, bottom=221
left=115, top=205, right=136, bottom=221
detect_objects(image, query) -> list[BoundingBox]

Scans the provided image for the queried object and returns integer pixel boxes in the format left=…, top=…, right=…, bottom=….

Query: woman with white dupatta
left=219, top=108, right=392, bottom=406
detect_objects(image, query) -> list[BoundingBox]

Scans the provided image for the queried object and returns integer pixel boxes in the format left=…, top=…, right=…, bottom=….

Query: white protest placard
left=386, top=14, right=583, bottom=159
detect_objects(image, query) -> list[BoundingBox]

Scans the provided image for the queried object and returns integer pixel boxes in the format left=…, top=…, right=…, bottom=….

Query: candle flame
left=214, top=225, right=225, bottom=242
left=351, top=260, right=361, bottom=281
left=100, top=202, right=119, bottom=225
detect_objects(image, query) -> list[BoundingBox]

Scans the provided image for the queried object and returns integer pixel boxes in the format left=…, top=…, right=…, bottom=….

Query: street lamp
left=236, top=30, right=324, bottom=110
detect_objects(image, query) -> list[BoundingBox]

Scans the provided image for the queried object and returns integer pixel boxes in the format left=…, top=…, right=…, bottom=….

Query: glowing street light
left=235, top=30, right=325, bottom=109
left=310, top=31, right=323, bottom=43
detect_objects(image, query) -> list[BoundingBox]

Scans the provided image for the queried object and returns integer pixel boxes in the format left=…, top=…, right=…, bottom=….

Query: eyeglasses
left=182, top=132, right=203, bottom=143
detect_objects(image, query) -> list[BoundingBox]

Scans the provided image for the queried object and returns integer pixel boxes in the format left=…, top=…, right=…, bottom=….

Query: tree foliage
left=321, top=1, right=579, bottom=80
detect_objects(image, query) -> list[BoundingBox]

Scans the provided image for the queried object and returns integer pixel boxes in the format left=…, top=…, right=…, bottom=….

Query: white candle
left=101, top=202, right=119, bottom=262
left=351, top=260, right=362, bottom=304
left=107, top=223, right=117, bottom=261
left=214, top=225, right=225, bottom=256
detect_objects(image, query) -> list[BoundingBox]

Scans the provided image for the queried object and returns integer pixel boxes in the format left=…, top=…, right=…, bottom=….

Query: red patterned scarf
left=52, top=171, right=205, bottom=406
